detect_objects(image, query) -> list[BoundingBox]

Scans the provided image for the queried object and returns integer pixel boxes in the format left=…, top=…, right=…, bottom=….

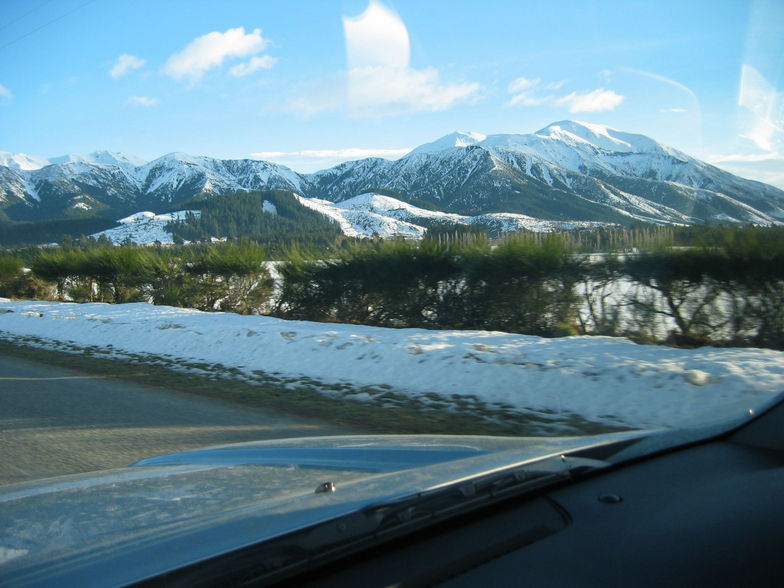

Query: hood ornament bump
left=315, top=482, right=337, bottom=494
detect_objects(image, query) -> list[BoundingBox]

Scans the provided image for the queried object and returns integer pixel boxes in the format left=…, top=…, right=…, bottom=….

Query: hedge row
left=1, top=228, right=783, bottom=348
left=1, top=242, right=272, bottom=314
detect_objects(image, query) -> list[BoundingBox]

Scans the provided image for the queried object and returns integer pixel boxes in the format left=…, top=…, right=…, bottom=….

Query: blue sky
left=1, top=0, right=782, bottom=186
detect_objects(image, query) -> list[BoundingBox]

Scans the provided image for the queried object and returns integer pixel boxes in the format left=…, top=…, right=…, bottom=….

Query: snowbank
left=1, top=301, right=782, bottom=431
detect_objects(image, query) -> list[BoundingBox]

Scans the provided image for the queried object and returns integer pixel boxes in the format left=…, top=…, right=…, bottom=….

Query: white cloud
left=109, top=54, right=146, bottom=78
left=506, top=94, right=549, bottom=107
left=250, top=146, right=412, bottom=173
left=660, top=107, right=687, bottom=113
left=507, top=86, right=551, bottom=107
left=556, top=88, right=625, bottom=113
left=229, top=55, right=278, bottom=77
left=340, top=1, right=478, bottom=116
left=506, top=77, right=545, bottom=106
left=348, top=66, right=479, bottom=116
left=506, top=78, right=624, bottom=113
left=125, top=96, right=158, bottom=107
left=508, top=77, right=541, bottom=94
left=0, top=84, right=12, bottom=102
left=162, top=27, right=270, bottom=83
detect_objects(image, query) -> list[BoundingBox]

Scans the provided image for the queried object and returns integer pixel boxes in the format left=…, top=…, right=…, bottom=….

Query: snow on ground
left=294, top=195, right=427, bottom=238
left=1, top=300, right=782, bottom=433
left=296, top=193, right=612, bottom=239
left=91, top=210, right=199, bottom=244
left=85, top=193, right=612, bottom=245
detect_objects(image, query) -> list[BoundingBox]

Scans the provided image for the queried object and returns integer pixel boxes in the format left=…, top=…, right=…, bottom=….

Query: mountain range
left=2, top=121, right=783, bottom=230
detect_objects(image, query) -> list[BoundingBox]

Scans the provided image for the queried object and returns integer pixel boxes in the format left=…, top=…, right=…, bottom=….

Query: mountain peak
left=535, top=120, right=662, bottom=154
left=406, top=131, right=487, bottom=156
left=48, top=151, right=147, bottom=168
left=88, top=151, right=147, bottom=167
left=0, top=151, right=50, bottom=171
left=538, top=119, right=615, bottom=135
left=156, top=152, right=207, bottom=165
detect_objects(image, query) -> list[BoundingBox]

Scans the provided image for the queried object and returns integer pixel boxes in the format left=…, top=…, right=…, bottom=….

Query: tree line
left=0, top=217, right=119, bottom=247
left=166, top=190, right=345, bottom=251
left=1, top=225, right=783, bottom=349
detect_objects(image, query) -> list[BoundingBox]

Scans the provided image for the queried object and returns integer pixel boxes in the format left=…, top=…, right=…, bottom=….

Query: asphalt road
left=0, top=354, right=349, bottom=486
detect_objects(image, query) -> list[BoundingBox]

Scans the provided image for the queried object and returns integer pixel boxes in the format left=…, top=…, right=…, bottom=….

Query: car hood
left=0, top=431, right=656, bottom=586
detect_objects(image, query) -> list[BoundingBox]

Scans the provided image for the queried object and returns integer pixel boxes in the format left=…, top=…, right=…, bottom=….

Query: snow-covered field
left=1, top=299, right=782, bottom=434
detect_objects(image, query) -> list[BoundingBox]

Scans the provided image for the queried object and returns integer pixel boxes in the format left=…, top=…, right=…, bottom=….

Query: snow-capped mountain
left=0, top=153, right=309, bottom=221
left=48, top=151, right=148, bottom=169
left=311, top=121, right=784, bottom=225
left=0, top=150, right=146, bottom=171
left=2, top=121, right=784, bottom=226
left=0, top=151, right=50, bottom=171
left=407, top=131, right=487, bottom=156
left=137, top=153, right=306, bottom=207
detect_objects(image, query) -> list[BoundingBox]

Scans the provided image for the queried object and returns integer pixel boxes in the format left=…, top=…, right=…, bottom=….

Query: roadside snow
left=1, top=300, right=781, bottom=432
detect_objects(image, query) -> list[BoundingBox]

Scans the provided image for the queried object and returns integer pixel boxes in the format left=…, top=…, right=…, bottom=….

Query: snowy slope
left=295, top=194, right=428, bottom=238
left=0, top=151, right=50, bottom=171
left=91, top=210, right=199, bottom=244
left=0, top=166, right=36, bottom=205
left=407, top=131, right=487, bottom=156
left=49, top=151, right=148, bottom=169
left=1, top=300, right=782, bottom=434
left=297, top=193, right=613, bottom=238
left=139, top=154, right=307, bottom=205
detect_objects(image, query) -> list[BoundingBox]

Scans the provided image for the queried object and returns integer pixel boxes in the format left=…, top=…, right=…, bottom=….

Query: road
left=0, top=354, right=350, bottom=486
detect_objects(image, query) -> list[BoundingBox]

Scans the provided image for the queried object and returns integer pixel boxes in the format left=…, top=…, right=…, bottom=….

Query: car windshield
left=0, top=0, right=783, bottom=578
